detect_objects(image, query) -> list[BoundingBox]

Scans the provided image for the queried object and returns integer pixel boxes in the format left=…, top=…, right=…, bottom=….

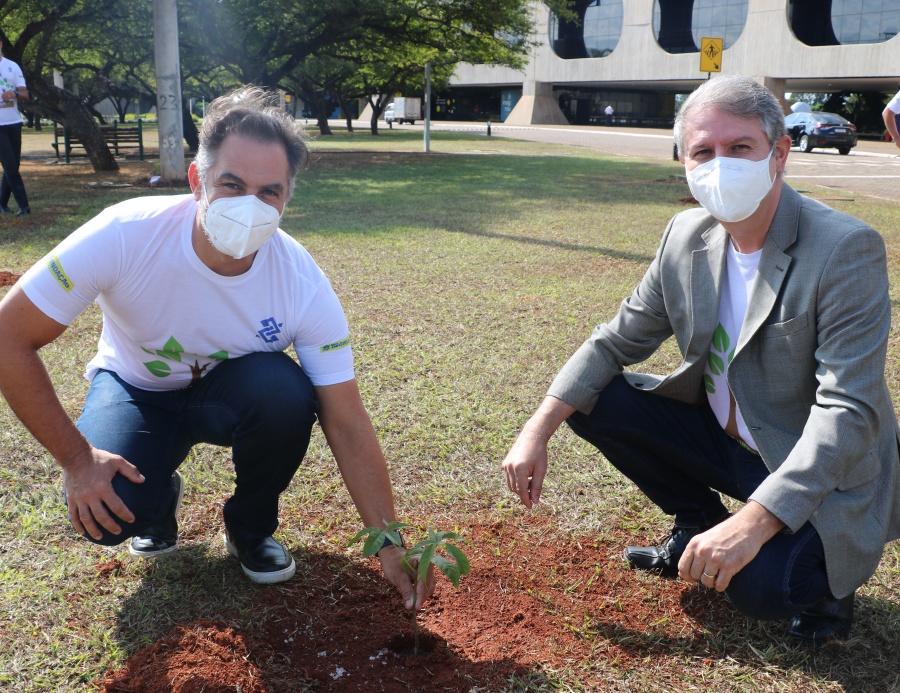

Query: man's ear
left=188, top=162, right=201, bottom=200
left=774, top=134, right=792, bottom=174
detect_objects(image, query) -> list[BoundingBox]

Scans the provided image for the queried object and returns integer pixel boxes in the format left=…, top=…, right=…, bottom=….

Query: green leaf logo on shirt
left=144, top=360, right=172, bottom=378
left=156, top=336, right=184, bottom=363
left=142, top=338, right=228, bottom=381
left=705, top=323, right=735, bottom=393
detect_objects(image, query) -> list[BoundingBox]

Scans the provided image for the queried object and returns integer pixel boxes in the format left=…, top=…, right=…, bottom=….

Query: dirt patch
left=97, top=517, right=736, bottom=692
left=100, top=620, right=265, bottom=693
left=0, top=271, right=20, bottom=287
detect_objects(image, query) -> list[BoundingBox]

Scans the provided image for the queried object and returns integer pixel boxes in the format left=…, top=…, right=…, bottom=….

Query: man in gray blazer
left=502, top=74, right=900, bottom=644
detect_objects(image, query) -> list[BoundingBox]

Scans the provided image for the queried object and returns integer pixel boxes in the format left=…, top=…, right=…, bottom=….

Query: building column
left=758, top=76, right=791, bottom=115
left=504, top=80, right=569, bottom=126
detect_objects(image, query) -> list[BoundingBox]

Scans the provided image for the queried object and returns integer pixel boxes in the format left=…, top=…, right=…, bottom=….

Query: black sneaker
left=128, top=471, right=185, bottom=558
left=15, top=206, right=30, bottom=216
left=224, top=531, right=296, bottom=584
left=0, top=206, right=12, bottom=214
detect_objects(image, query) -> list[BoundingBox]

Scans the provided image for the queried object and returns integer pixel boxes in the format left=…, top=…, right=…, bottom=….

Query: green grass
left=3, top=129, right=900, bottom=691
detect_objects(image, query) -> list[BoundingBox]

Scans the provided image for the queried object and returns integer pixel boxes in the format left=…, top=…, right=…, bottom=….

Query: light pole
left=153, top=0, right=186, bottom=181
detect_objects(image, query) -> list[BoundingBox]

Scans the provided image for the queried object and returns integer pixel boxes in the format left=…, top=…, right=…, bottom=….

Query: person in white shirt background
left=0, top=37, right=30, bottom=216
left=882, top=87, right=900, bottom=153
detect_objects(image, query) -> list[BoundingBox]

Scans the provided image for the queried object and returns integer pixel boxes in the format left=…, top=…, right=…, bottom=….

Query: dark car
left=784, top=111, right=858, bottom=155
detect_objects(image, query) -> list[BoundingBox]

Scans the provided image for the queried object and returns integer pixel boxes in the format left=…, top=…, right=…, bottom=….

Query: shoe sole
left=223, top=534, right=296, bottom=584
left=128, top=471, right=185, bottom=558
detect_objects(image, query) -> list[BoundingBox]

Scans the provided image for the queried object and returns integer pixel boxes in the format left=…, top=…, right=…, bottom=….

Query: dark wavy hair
left=194, top=85, right=309, bottom=195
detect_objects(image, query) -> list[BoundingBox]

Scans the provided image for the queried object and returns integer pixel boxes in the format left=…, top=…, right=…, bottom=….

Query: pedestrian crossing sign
left=700, top=37, right=723, bottom=73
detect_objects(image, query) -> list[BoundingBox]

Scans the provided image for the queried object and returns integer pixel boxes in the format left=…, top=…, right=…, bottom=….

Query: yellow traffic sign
left=700, top=37, right=723, bottom=73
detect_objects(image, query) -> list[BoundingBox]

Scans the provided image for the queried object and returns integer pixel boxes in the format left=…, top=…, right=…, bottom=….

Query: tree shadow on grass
left=104, top=544, right=529, bottom=692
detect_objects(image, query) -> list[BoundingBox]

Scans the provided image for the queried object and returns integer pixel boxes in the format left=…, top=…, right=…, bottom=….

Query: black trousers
left=0, top=122, right=29, bottom=210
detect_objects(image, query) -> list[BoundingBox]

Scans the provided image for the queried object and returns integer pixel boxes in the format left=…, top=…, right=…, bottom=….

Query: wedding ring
left=702, top=572, right=716, bottom=579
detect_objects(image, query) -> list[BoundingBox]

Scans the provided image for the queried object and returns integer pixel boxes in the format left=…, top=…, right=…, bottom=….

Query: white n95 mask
left=201, top=192, right=282, bottom=259
left=686, top=150, right=775, bottom=223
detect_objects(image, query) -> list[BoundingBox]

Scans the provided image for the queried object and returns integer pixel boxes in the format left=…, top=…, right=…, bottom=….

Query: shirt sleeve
left=291, top=274, right=355, bottom=387
left=888, top=90, right=900, bottom=115
left=18, top=209, right=122, bottom=325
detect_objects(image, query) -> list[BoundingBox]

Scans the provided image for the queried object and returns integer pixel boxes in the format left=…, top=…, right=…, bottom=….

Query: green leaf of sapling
left=431, top=555, right=461, bottom=588
left=444, top=543, right=471, bottom=576
left=418, top=544, right=436, bottom=585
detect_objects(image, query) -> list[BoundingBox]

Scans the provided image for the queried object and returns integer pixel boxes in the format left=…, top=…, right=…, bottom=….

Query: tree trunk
left=25, top=74, right=119, bottom=172
left=182, top=99, right=199, bottom=152
left=338, top=97, right=354, bottom=132
left=316, top=114, right=333, bottom=136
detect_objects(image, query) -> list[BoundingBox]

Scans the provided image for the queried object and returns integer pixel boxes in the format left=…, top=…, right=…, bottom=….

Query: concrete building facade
left=449, top=0, right=900, bottom=127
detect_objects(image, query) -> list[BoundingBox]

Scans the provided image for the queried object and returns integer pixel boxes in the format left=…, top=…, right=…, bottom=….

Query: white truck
left=384, top=97, right=421, bottom=125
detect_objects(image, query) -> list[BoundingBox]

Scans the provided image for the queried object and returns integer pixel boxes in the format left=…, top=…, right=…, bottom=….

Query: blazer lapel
left=737, top=183, right=801, bottom=353
left=687, top=222, right=728, bottom=360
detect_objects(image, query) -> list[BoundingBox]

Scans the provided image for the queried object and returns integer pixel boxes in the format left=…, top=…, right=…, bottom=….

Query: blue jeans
left=75, top=351, right=318, bottom=546
left=566, top=375, right=831, bottom=621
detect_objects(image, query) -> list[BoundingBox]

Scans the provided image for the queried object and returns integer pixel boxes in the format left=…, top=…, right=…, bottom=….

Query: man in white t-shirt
left=0, top=38, right=30, bottom=215
left=503, top=75, right=900, bottom=644
left=881, top=87, right=900, bottom=152
left=0, top=87, right=434, bottom=609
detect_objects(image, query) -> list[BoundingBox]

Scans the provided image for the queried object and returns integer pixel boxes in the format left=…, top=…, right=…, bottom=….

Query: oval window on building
left=789, top=0, right=900, bottom=46
left=550, top=0, right=624, bottom=59
left=653, top=0, right=748, bottom=54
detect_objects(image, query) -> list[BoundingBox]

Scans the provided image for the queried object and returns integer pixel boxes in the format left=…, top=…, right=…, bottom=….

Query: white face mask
left=686, top=150, right=775, bottom=223
left=200, top=185, right=282, bottom=259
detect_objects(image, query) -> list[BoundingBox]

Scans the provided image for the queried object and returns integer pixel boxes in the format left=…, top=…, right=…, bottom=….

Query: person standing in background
left=0, top=37, right=30, bottom=216
left=882, top=87, right=900, bottom=152
left=604, top=104, right=614, bottom=126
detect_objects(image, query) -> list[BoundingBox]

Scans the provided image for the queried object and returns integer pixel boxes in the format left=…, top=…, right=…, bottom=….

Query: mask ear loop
left=198, top=177, right=213, bottom=236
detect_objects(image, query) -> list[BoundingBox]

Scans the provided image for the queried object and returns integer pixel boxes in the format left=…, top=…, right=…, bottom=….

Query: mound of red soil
left=0, top=271, right=20, bottom=287
left=98, top=518, right=735, bottom=692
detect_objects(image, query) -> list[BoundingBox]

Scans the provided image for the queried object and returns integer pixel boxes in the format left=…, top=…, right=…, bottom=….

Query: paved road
left=420, top=121, right=900, bottom=203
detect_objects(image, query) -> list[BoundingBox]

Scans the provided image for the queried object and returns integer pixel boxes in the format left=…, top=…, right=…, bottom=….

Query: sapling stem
left=350, top=521, right=470, bottom=656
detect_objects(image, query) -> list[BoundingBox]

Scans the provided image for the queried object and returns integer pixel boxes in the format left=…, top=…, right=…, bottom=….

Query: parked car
left=784, top=111, right=857, bottom=155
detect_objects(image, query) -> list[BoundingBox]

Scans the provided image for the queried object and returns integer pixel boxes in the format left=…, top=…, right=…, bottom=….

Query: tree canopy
left=1, top=0, right=573, bottom=168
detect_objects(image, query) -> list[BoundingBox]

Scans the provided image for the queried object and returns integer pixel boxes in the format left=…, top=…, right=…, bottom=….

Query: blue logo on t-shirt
left=257, top=317, right=283, bottom=343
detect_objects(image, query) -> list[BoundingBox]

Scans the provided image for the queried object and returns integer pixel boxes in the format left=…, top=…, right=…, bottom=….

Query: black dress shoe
left=624, top=524, right=711, bottom=577
left=788, top=592, right=854, bottom=645
left=15, top=206, right=30, bottom=216
left=224, top=532, right=296, bottom=584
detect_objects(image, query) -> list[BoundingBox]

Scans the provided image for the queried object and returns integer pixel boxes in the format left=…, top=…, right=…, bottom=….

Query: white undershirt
left=704, top=241, right=762, bottom=450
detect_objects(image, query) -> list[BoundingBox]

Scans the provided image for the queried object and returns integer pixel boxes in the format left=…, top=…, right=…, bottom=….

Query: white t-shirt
left=704, top=242, right=762, bottom=450
left=887, top=90, right=900, bottom=115
left=20, top=194, right=355, bottom=391
left=0, top=56, right=25, bottom=126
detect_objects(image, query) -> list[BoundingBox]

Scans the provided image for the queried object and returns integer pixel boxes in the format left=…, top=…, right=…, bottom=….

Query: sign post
left=699, top=37, right=723, bottom=78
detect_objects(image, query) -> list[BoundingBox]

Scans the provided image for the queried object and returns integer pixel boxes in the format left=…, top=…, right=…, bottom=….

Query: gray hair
left=674, top=74, right=786, bottom=156
left=194, top=85, right=309, bottom=195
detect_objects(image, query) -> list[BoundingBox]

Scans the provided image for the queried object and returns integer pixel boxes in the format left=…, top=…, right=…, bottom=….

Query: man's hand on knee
left=677, top=501, right=784, bottom=591
left=62, top=447, right=144, bottom=540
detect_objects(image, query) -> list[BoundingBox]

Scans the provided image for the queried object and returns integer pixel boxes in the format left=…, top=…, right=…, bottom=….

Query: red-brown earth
left=0, top=271, right=20, bottom=287
left=97, top=516, right=738, bottom=692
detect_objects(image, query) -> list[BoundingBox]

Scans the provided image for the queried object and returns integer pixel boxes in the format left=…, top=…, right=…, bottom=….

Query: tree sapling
left=351, top=520, right=470, bottom=655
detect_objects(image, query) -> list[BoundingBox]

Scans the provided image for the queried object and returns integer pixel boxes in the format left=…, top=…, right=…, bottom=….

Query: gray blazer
left=549, top=183, right=900, bottom=597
